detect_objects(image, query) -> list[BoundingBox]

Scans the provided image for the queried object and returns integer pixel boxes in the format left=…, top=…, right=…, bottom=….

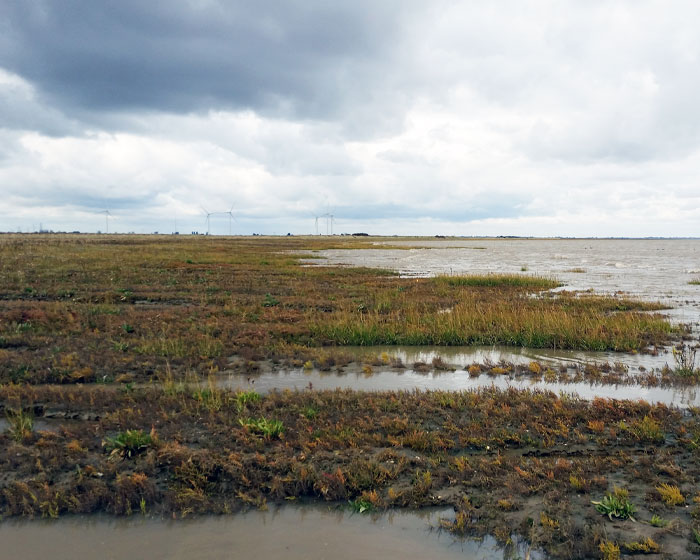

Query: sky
left=1, top=1, right=700, bottom=237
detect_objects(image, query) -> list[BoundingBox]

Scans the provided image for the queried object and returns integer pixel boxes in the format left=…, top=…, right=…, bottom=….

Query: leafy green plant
left=348, top=498, right=374, bottom=513
left=239, top=417, right=284, bottom=439
left=693, top=527, right=700, bottom=546
left=650, top=514, right=669, bottom=527
left=592, top=488, right=636, bottom=521
left=301, top=406, right=319, bottom=420
left=104, top=429, right=154, bottom=458
left=262, top=293, right=280, bottom=307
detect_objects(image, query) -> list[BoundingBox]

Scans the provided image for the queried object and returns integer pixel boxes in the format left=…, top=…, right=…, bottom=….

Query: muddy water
left=0, top=506, right=542, bottom=560
left=309, top=238, right=700, bottom=326
left=221, top=344, right=699, bottom=407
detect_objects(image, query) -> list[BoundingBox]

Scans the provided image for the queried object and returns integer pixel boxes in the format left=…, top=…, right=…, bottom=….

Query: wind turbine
left=99, top=210, right=111, bottom=234
left=201, top=207, right=213, bottom=235
left=319, top=212, right=334, bottom=235
left=224, top=204, right=236, bottom=236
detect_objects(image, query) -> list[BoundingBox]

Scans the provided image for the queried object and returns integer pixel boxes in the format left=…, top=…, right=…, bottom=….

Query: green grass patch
left=435, top=274, right=561, bottom=290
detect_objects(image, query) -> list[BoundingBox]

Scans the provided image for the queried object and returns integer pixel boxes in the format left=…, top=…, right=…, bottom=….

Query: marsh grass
left=434, top=273, right=560, bottom=290
left=0, top=383, right=698, bottom=558
left=673, top=344, right=698, bottom=377
left=0, top=235, right=680, bottom=383
left=6, top=409, right=33, bottom=442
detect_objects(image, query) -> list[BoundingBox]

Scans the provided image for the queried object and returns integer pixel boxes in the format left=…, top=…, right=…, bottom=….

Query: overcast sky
left=2, top=1, right=700, bottom=236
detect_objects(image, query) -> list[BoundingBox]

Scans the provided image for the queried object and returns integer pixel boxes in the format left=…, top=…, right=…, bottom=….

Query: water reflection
left=220, top=367, right=700, bottom=408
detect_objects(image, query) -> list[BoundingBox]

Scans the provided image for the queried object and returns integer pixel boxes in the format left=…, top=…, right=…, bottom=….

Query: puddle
left=0, top=418, right=61, bottom=433
left=0, top=505, right=543, bottom=560
left=220, top=345, right=700, bottom=407
left=343, top=344, right=675, bottom=371
left=220, top=367, right=700, bottom=408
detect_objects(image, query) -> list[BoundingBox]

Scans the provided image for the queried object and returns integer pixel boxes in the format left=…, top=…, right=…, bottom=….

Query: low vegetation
left=0, top=384, right=699, bottom=557
left=0, top=235, right=679, bottom=384
left=1, top=234, right=699, bottom=558
left=592, top=488, right=636, bottom=521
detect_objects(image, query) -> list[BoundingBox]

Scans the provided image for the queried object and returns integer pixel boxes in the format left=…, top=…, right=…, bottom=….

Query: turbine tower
left=313, top=212, right=334, bottom=235
left=224, top=204, right=236, bottom=236
left=99, top=210, right=111, bottom=234
left=201, top=207, right=213, bottom=235
left=201, top=205, right=236, bottom=235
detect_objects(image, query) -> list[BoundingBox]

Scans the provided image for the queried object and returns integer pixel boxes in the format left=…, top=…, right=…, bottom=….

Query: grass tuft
left=104, top=429, right=154, bottom=459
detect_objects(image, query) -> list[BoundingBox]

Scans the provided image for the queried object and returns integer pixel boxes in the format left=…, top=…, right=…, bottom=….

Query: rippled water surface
left=310, top=238, right=700, bottom=325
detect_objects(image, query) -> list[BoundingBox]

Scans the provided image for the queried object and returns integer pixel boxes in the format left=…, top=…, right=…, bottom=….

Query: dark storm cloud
left=1, top=1, right=414, bottom=128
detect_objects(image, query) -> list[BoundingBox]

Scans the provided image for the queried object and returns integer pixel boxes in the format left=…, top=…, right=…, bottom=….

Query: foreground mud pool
left=2, top=384, right=699, bottom=559
left=2, top=234, right=700, bottom=559
left=0, top=506, right=541, bottom=560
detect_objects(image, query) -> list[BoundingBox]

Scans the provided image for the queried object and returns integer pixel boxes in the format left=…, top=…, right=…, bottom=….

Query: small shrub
left=540, top=512, right=559, bottom=529
left=587, top=420, right=605, bottom=433
left=570, top=474, right=589, bottom=492
left=528, top=361, right=541, bottom=374
left=656, top=483, right=685, bottom=506
left=629, top=415, right=664, bottom=442
left=599, top=540, right=620, bottom=560
left=497, top=499, right=516, bottom=511
left=621, top=537, right=659, bottom=554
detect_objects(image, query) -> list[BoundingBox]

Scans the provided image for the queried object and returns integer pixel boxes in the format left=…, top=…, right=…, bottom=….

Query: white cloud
left=2, top=2, right=700, bottom=236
